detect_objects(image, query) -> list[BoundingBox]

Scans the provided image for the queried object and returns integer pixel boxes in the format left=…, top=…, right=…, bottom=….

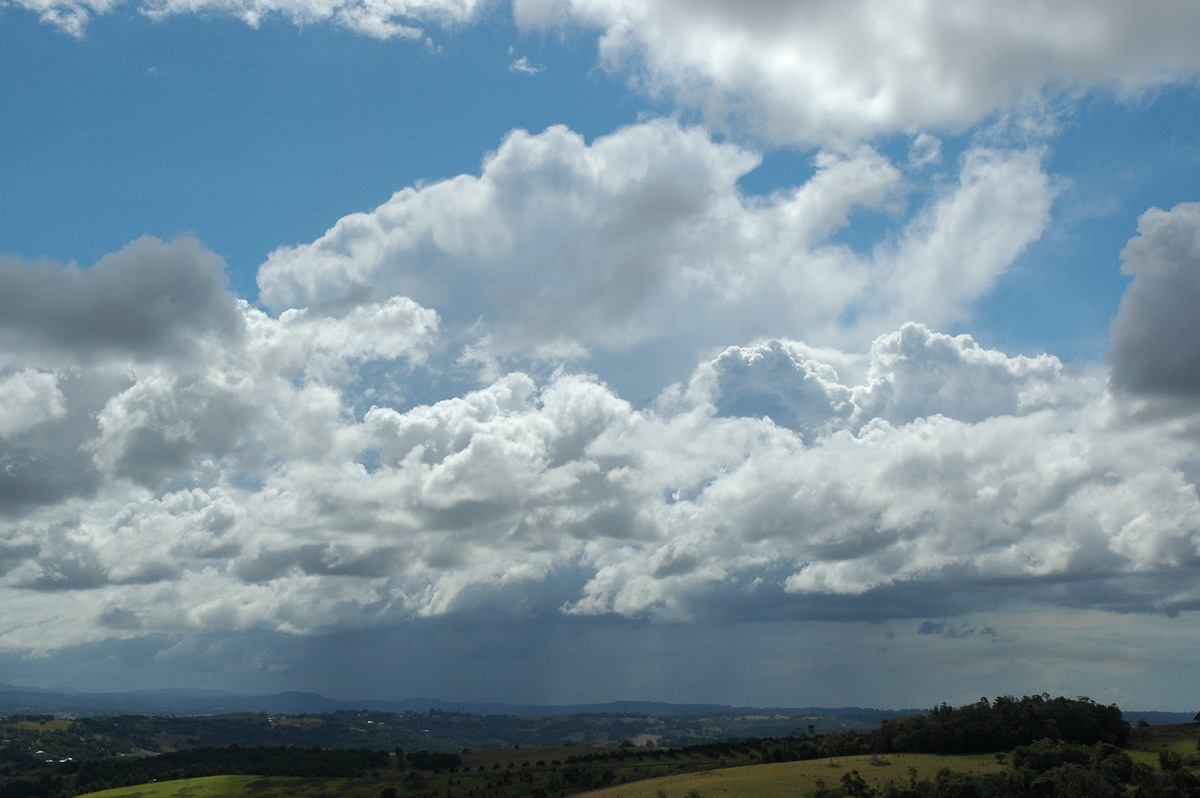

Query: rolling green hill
left=3, top=697, right=1197, bottom=798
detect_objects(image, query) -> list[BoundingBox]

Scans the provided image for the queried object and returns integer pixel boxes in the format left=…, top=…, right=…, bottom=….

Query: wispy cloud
left=509, top=55, right=543, bottom=75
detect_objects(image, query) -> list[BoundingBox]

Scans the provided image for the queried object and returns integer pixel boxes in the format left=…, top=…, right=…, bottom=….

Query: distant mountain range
left=0, top=681, right=1191, bottom=725
left=0, top=682, right=903, bottom=719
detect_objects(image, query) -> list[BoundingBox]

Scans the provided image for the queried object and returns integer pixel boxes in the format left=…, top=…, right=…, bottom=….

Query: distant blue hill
left=0, top=683, right=913, bottom=719
left=1123, top=710, right=1197, bottom=726
left=0, top=682, right=1190, bottom=725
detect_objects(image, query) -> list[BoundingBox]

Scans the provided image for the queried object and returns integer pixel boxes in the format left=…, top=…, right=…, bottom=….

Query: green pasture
left=1131, top=722, right=1200, bottom=753
left=70, top=723, right=1200, bottom=798
left=76, top=774, right=377, bottom=798
left=579, top=752, right=1008, bottom=798
left=5, top=719, right=74, bottom=732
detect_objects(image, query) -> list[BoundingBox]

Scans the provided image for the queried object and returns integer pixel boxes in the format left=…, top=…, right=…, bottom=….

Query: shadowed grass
left=77, top=775, right=379, bottom=798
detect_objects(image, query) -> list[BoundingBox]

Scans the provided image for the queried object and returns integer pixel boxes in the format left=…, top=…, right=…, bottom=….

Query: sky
left=2, top=1, right=1200, bottom=713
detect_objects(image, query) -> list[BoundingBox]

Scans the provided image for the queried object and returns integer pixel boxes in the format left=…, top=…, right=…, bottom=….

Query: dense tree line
left=556, top=695, right=1132, bottom=772
left=730, top=694, right=1130, bottom=763
left=72, top=745, right=387, bottom=793
left=874, top=694, right=1129, bottom=754
left=404, top=749, right=463, bottom=771
left=0, top=772, right=67, bottom=798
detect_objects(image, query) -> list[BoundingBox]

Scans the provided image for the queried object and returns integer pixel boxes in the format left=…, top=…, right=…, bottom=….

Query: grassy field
left=1131, top=722, right=1200, bottom=752
left=1127, top=722, right=1200, bottom=769
left=77, top=775, right=293, bottom=798
left=71, top=724, right=1200, bottom=798
left=580, top=725, right=1200, bottom=798
left=74, top=754, right=1003, bottom=798
left=8, top=719, right=74, bottom=732
left=75, top=774, right=382, bottom=798
left=577, top=752, right=1007, bottom=798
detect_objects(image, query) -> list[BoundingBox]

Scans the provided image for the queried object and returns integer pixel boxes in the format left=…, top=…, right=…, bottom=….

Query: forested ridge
left=876, top=694, right=1130, bottom=753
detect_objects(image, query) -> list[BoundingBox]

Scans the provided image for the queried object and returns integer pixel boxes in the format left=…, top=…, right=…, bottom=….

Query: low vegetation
left=0, top=695, right=1195, bottom=797
left=0, top=706, right=890, bottom=759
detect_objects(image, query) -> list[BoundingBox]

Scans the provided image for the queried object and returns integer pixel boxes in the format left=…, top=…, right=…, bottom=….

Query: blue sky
left=2, top=12, right=644, bottom=297
left=2, top=0, right=1200, bottom=711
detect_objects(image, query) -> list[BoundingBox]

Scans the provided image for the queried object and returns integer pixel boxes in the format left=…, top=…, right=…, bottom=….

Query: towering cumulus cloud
left=1109, top=203, right=1200, bottom=399
left=259, top=120, right=1051, bottom=372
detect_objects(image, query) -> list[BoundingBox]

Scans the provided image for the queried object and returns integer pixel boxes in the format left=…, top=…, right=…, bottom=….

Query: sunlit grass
left=578, top=752, right=1008, bottom=798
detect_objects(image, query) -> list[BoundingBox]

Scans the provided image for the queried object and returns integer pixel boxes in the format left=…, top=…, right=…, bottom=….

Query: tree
left=840, top=769, right=876, bottom=797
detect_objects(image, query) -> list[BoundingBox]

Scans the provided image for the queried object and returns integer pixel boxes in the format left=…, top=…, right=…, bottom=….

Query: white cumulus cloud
left=259, top=120, right=1053, bottom=385
left=515, top=0, right=1200, bottom=145
left=0, top=370, right=66, bottom=439
left=17, top=0, right=487, bottom=38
